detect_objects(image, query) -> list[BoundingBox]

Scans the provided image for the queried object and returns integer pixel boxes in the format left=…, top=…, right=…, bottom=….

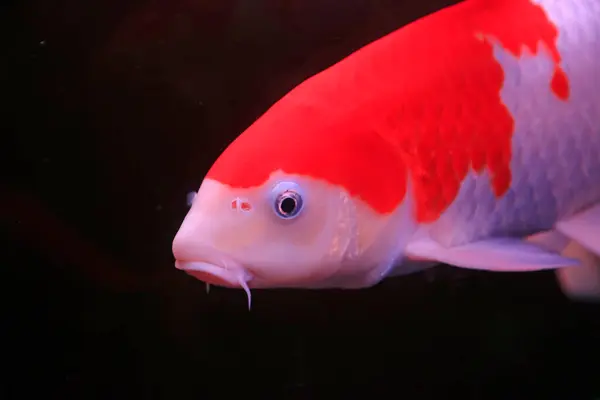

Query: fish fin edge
left=554, top=239, right=600, bottom=302
left=404, top=236, right=580, bottom=272
left=552, top=203, right=600, bottom=301
left=555, top=202, right=600, bottom=257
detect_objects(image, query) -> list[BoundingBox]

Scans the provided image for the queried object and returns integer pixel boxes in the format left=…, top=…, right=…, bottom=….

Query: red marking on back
left=551, top=68, right=570, bottom=100
left=207, top=0, right=570, bottom=222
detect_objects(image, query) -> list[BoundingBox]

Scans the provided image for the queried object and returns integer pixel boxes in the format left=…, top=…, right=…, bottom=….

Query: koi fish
left=172, top=0, right=600, bottom=308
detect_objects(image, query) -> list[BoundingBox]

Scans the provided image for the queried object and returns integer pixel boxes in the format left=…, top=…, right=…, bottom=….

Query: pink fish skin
left=172, top=0, right=600, bottom=308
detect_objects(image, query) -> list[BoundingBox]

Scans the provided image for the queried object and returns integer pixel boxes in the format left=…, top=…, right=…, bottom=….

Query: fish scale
left=430, top=0, right=600, bottom=247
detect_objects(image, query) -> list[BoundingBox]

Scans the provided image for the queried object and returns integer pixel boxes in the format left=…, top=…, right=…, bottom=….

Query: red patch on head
left=231, top=198, right=253, bottom=212
left=207, top=0, right=569, bottom=222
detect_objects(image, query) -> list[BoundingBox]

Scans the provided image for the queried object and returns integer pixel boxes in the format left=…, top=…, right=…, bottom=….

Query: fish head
left=172, top=74, right=415, bottom=304
left=172, top=169, right=362, bottom=293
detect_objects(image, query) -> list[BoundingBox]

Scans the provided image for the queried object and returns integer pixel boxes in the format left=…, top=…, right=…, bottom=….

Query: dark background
left=2, top=0, right=599, bottom=398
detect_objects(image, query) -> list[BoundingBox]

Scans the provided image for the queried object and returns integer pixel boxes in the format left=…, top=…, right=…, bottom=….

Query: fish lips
left=175, top=260, right=252, bottom=288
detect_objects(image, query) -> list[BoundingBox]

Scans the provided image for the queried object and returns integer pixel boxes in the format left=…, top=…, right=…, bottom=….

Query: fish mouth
left=174, top=257, right=254, bottom=309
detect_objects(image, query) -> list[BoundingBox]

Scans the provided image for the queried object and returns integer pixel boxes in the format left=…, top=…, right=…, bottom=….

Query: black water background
left=2, top=0, right=599, bottom=398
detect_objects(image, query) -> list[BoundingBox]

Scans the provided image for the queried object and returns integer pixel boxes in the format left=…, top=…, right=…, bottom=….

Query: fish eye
left=272, top=182, right=304, bottom=219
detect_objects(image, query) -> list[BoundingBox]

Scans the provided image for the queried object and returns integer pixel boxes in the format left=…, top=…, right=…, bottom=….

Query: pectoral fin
left=555, top=239, right=600, bottom=302
left=404, top=237, right=580, bottom=272
left=555, top=203, right=600, bottom=256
